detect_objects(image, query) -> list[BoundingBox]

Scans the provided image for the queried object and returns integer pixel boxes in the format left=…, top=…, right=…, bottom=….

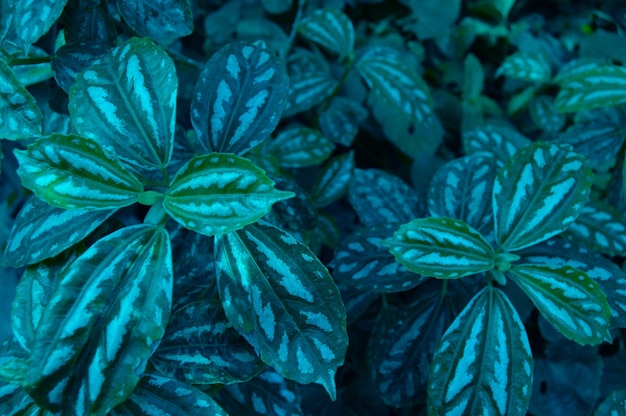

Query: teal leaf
left=69, top=37, right=177, bottom=170
left=24, top=225, right=173, bottom=414
left=428, top=287, right=533, bottom=416
left=164, top=153, right=294, bottom=236
left=191, top=41, right=289, bottom=155
left=264, top=177, right=318, bottom=237
left=495, top=51, right=551, bottom=82
left=215, top=222, right=348, bottom=400
left=111, top=374, right=227, bottom=416
left=269, top=126, right=335, bottom=168
left=151, top=299, right=264, bottom=385
left=10, top=0, right=68, bottom=49
left=529, top=95, right=566, bottom=133
left=261, top=0, right=292, bottom=14
left=594, top=389, right=626, bottom=416
left=310, top=151, right=355, bottom=208
left=462, top=123, right=532, bottom=167
left=555, top=64, right=626, bottom=112
left=427, top=153, right=497, bottom=235
left=348, top=168, right=423, bottom=227
left=52, top=41, right=109, bottom=93
left=297, top=8, right=354, bottom=60
left=493, top=141, right=593, bottom=251
left=0, top=59, right=42, bottom=140
left=283, top=72, right=338, bottom=117
left=384, top=217, right=496, bottom=279
left=462, top=53, right=485, bottom=133
left=400, top=0, right=461, bottom=40
left=553, top=58, right=604, bottom=84
left=15, top=134, right=144, bottom=210
left=2, top=196, right=115, bottom=267
left=116, top=0, right=194, bottom=45
left=330, top=224, right=427, bottom=292
left=508, top=263, right=611, bottom=345
left=319, top=97, right=368, bottom=146
left=563, top=199, right=626, bottom=256
left=0, top=339, right=36, bottom=415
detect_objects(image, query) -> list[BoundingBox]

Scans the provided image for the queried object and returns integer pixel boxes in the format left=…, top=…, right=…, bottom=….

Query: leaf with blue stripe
left=555, top=64, right=626, bottom=112
left=384, top=217, right=495, bottom=279
left=297, top=8, right=354, bottom=60
left=191, top=41, right=289, bottom=155
left=269, top=125, right=335, bottom=168
left=462, top=123, right=532, bottom=167
left=0, top=59, right=42, bottom=140
left=117, top=0, right=193, bottom=45
left=495, top=51, right=551, bottom=83
left=563, top=199, right=626, bottom=256
left=310, top=151, right=355, bottom=208
left=493, top=141, right=593, bottom=251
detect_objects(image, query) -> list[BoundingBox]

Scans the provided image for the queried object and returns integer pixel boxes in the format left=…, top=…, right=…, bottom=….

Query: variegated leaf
left=24, top=225, right=173, bottom=415
left=0, top=338, right=36, bottom=415
left=384, top=217, right=495, bottom=279
left=15, top=134, right=144, bottom=210
left=191, top=41, right=289, bottom=155
left=52, top=41, right=109, bottom=93
left=310, top=151, right=355, bottom=208
left=508, top=263, right=611, bottom=345
left=151, top=299, right=264, bottom=385
left=462, top=123, right=532, bottom=167
left=516, top=237, right=626, bottom=328
left=563, top=199, right=626, bottom=256
left=553, top=58, right=603, bottom=84
left=493, top=141, right=593, bottom=251
left=164, top=153, right=294, bottom=236
left=69, top=37, right=177, bottom=170
left=427, top=153, right=497, bottom=235
left=268, top=126, right=335, bottom=168
left=2, top=196, right=115, bottom=267
left=495, top=51, right=551, bottom=82
left=283, top=72, right=338, bottom=117
left=594, top=389, right=626, bottom=416
left=215, top=222, right=348, bottom=400
left=117, top=0, right=194, bottom=45
left=428, top=287, right=533, bottom=416
left=529, top=95, right=565, bottom=133
left=330, top=224, right=427, bottom=292
left=555, top=64, right=626, bottom=112
left=0, top=59, right=42, bottom=140
left=264, top=177, right=318, bottom=238
left=297, top=8, right=354, bottom=59
left=348, top=168, right=423, bottom=227
left=10, top=0, right=68, bottom=49
left=111, top=374, right=227, bottom=416
left=319, top=97, right=367, bottom=146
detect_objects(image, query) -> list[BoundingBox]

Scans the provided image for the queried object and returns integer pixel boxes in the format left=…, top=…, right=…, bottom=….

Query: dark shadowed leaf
left=555, top=64, right=626, bottom=112
left=594, top=389, right=626, bottom=416
left=0, top=59, right=42, bottom=140
left=116, top=0, right=194, bottom=45
left=310, top=151, right=355, bottom=208
left=319, top=97, right=368, bottom=146
left=495, top=51, right=551, bottom=82
left=269, top=126, right=335, bottom=168
left=563, top=199, right=626, bottom=256
left=462, top=123, right=532, bottom=167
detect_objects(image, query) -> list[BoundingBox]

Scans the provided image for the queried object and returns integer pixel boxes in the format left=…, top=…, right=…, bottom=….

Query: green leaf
left=553, top=58, right=603, bottom=84
left=116, top=0, right=194, bottom=45
left=0, top=339, right=37, bottom=415
left=555, top=64, right=626, bottom=112
left=563, top=199, right=626, bottom=256
left=215, top=222, right=348, bottom=400
left=400, top=0, right=461, bottom=40
left=310, top=151, right=355, bottom=208
left=69, top=37, right=177, bottom=170
left=151, top=298, right=264, bottom=385
left=318, top=97, right=368, bottom=146
left=191, top=41, right=289, bottom=155
left=330, top=224, right=427, bottom=292
left=15, top=134, right=144, bottom=210
left=384, top=217, right=495, bottom=279
left=0, top=59, right=42, bottom=140
left=111, top=374, right=227, bottom=416
left=2, top=196, right=115, bottom=267
left=529, top=95, right=566, bottom=133
left=52, top=41, right=109, bottom=93
left=24, top=225, right=173, bottom=414
left=261, top=0, right=292, bottom=14
left=462, top=53, right=485, bottom=133
left=164, top=153, right=294, bottom=236
left=428, top=287, right=533, bottom=416
left=348, top=168, right=423, bottom=227
left=462, top=123, right=532, bottom=167
left=297, top=8, right=354, bottom=60
left=269, top=126, right=335, bottom=168
left=10, top=0, right=68, bottom=49
left=283, top=72, right=338, bottom=117
left=594, top=389, right=626, bottom=416
left=508, top=263, right=611, bottom=345
left=493, top=141, right=593, bottom=251
left=495, top=51, right=551, bottom=82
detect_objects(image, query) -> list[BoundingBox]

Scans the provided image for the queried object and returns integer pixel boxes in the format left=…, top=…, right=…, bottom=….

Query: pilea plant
left=2, top=0, right=626, bottom=415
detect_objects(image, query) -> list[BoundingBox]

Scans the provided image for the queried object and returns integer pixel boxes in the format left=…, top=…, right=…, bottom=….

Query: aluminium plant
left=2, top=0, right=626, bottom=415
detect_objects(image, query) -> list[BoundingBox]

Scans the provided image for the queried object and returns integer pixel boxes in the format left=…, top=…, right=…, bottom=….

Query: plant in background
left=2, top=0, right=626, bottom=415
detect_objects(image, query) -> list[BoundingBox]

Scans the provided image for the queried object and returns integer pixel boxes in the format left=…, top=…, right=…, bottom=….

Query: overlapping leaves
left=0, top=59, right=42, bottom=140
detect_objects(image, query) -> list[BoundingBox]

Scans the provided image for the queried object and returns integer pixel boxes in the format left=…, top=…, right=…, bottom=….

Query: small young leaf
left=297, top=8, right=354, bottom=60
left=15, top=134, right=144, bottom=210
left=563, top=199, right=626, bottom=256
left=0, top=59, right=42, bottom=140
left=555, top=64, right=626, bottom=112
left=2, top=196, right=115, bottom=267
left=52, top=41, right=109, bottom=93
left=428, top=287, right=533, bottom=416
left=269, top=126, right=335, bottom=168
left=24, top=225, right=173, bottom=414
left=508, top=263, right=611, bottom=345
left=493, top=141, right=593, bottom=251
left=594, top=389, right=626, bottom=416
left=529, top=95, right=566, bottom=133
left=462, top=123, right=532, bottom=167
left=283, top=72, right=338, bottom=117
left=215, top=222, right=348, bottom=400
left=310, top=151, right=355, bottom=208
left=384, top=217, right=496, bottom=279
left=495, top=51, right=551, bottom=82
left=164, top=153, right=294, bottom=236
left=117, top=0, right=194, bottom=45
left=191, top=41, right=289, bottom=155
left=10, top=0, right=68, bottom=49
left=319, top=97, right=368, bottom=146
left=330, top=224, right=428, bottom=292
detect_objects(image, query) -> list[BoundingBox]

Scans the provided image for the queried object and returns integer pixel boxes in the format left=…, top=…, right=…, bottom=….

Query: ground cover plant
left=2, top=0, right=626, bottom=414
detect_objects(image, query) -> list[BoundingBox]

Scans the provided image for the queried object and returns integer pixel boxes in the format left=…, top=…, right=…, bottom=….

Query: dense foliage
left=2, top=0, right=626, bottom=415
